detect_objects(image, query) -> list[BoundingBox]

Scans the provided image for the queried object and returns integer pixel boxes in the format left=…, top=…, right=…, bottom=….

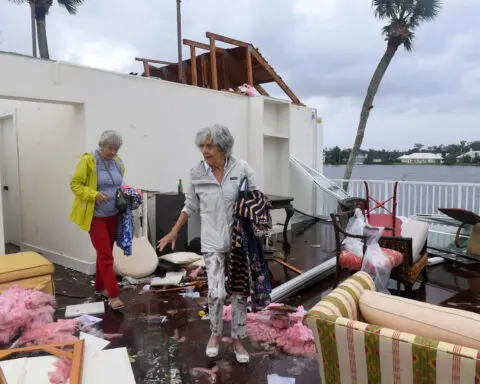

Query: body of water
left=324, top=164, right=480, bottom=184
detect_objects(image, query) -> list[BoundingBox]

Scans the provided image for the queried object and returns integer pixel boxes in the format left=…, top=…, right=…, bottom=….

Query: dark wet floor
left=9, top=218, right=480, bottom=383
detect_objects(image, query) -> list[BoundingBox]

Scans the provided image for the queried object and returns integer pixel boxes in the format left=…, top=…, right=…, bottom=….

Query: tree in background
left=9, top=0, right=84, bottom=59
left=343, top=0, right=442, bottom=188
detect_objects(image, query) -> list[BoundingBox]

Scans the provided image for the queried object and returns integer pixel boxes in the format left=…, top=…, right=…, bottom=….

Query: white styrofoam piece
left=82, top=348, right=135, bottom=384
left=1, top=356, right=57, bottom=384
left=65, top=301, right=105, bottom=318
left=80, top=332, right=110, bottom=358
left=0, top=357, right=27, bottom=384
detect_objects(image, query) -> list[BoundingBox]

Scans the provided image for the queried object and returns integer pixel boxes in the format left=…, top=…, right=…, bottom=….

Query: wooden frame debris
left=137, top=32, right=303, bottom=105
left=0, top=340, right=85, bottom=384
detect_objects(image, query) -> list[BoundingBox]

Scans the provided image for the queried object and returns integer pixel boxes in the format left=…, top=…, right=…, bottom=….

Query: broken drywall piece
left=82, top=348, right=135, bottom=384
left=80, top=332, right=110, bottom=358
left=151, top=271, right=186, bottom=286
left=79, top=314, right=102, bottom=326
left=65, top=301, right=105, bottom=318
left=267, top=374, right=295, bottom=384
left=1, top=356, right=58, bottom=384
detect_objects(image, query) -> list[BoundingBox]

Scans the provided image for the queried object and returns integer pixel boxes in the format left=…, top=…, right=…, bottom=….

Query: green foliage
left=326, top=140, right=480, bottom=165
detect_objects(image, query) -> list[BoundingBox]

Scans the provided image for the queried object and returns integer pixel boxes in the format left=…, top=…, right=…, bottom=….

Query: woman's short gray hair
left=98, top=130, right=123, bottom=149
left=194, top=124, right=234, bottom=156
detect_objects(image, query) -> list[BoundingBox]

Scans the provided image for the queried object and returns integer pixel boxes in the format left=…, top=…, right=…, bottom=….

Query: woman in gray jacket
left=158, top=124, right=256, bottom=363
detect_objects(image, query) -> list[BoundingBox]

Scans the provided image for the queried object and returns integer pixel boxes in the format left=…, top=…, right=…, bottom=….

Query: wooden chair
left=331, top=211, right=428, bottom=291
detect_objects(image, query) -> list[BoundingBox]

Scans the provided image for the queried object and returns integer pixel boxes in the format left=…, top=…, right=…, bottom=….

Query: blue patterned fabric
left=116, top=187, right=143, bottom=256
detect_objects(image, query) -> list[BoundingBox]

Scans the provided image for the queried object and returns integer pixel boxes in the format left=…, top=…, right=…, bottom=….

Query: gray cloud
left=0, top=0, right=479, bottom=148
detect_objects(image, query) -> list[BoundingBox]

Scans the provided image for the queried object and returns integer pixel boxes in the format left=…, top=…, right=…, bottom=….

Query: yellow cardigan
left=69, top=153, right=125, bottom=232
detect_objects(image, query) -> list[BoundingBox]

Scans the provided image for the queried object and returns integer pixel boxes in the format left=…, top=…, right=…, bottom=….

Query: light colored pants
left=204, top=252, right=247, bottom=339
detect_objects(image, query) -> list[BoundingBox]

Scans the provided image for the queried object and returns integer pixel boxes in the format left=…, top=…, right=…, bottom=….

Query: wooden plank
left=251, top=48, right=303, bottom=105
left=142, top=61, right=150, bottom=77
left=246, top=46, right=253, bottom=86
left=200, top=55, right=207, bottom=87
left=209, top=37, right=218, bottom=90
left=206, top=32, right=249, bottom=48
left=190, top=46, right=198, bottom=86
left=273, top=257, right=303, bottom=274
left=221, top=54, right=229, bottom=89
left=0, top=340, right=85, bottom=384
left=183, top=39, right=226, bottom=53
left=135, top=57, right=175, bottom=65
left=255, top=84, right=269, bottom=96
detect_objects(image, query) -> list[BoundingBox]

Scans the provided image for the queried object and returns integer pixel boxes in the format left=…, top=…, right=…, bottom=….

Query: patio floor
left=7, top=218, right=480, bottom=383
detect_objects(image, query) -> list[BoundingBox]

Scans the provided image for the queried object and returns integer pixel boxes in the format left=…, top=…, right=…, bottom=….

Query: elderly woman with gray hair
left=70, top=130, right=126, bottom=310
left=158, top=124, right=256, bottom=363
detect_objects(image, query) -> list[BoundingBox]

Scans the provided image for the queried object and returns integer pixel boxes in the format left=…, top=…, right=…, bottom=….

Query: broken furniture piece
left=438, top=208, right=480, bottom=256
left=0, top=340, right=85, bottom=384
left=136, top=32, right=303, bottom=105
left=0, top=252, right=55, bottom=295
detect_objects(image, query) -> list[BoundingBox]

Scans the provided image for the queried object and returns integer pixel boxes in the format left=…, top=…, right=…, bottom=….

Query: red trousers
left=89, top=215, right=120, bottom=298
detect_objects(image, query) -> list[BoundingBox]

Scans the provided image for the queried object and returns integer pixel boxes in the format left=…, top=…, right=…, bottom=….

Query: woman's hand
left=95, top=193, right=108, bottom=203
left=157, top=231, right=178, bottom=252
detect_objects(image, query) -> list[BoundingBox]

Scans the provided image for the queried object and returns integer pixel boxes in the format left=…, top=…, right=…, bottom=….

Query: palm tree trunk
left=342, top=42, right=399, bottom=191
left=35, top=4, right=50, bottom=59
left=29, top=1, right=37, bottom=57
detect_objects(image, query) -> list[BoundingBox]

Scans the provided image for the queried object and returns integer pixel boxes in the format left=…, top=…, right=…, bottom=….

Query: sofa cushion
left=339, top=248, right=403, bottom=271
left=114, top=236, right=159, bottom=278
left=359, top=290, right=480, bottom=350
left=159, top=252, right=202, bottom=265
left=0, top=252, right=54, bottom=283
left=401, top=219, right=429, bottom=263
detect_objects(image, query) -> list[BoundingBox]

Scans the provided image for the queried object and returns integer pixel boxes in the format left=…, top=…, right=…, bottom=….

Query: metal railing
left=319, top=179, right=480, bottom=218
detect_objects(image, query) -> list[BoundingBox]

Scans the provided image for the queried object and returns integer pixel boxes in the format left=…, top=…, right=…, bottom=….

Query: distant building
left=354, top=154, right=367, bottom=165
left=398, top=153, right=443, bottom=164
left=372, top=158, right=382, bottom=164
left=456, top=149, right=480, bottom=162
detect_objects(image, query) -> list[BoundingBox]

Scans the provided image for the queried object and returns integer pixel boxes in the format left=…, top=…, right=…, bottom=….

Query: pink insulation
left=0, top=286, right=103, bottom=384
left=0, top=285, right=55, bottom=344
left=222, top=303, right=315, bottom=357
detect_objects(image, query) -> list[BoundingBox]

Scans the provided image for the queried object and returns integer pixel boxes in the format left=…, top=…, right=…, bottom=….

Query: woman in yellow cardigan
left=70, top=130, right=126, bottom=310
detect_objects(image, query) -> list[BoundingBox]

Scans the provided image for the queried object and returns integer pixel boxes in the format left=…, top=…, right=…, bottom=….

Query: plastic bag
left=344, top=208, right=365, bottom=257
left=360, top=226, right=392, bottom=294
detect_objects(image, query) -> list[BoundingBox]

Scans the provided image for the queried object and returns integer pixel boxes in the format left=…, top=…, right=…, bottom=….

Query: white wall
left=0, top=52, right=322, bottom=272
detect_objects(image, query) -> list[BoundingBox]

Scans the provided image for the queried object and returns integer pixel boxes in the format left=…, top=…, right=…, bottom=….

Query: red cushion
left=339, top=248, right=403, bottom=272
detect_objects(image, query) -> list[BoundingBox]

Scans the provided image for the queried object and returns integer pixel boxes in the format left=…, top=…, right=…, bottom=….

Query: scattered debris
left=268, top=373, right=295, bottom=384
left=191, top=365, right=219, bottom=384
left=65, top=301, right=105, bottom=318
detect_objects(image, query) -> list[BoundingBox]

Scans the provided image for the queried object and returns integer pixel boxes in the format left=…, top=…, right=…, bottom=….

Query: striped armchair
left=305, top=272, right=480, bottom=383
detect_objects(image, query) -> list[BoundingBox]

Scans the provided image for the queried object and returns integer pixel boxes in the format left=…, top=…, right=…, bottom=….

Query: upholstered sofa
left=305, top=271, right=480, bottom=383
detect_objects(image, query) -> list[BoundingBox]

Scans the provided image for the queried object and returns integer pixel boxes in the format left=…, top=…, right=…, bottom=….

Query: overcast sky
left=0, top=0, right=478, bottom=150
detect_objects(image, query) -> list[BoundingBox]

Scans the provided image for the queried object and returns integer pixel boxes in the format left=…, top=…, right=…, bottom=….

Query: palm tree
left=343, top=0, right=441, bottom=189
left=9, top=0, right=84, bottom=59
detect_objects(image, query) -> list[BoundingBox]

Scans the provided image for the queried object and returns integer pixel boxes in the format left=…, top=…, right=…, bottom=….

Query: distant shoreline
left=325, top=163, right=480, bottom=166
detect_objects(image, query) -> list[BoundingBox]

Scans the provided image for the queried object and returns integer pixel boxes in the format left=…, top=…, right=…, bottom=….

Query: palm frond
left=57, top=0, right=84, bottom=14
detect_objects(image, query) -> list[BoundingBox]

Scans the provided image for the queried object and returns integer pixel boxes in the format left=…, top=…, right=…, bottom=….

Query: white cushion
left=360, top=290, right=480, bottom=350
left=159, top=252, right=202, bottom=265
left=113, top=236, right=159, bottom=278
left=401, top=219, right=429, bottom=263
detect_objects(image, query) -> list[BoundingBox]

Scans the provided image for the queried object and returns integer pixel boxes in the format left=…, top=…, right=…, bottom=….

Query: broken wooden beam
left=254, top=84, right=269, bottom=96
left=209, top=37, right=218, bottom=90
left=206, top=32, right=249, bottom=48
left=183, top=39, right=226, bottom=53
left=190, top=46, right=197, bottom=86
left=246, top=46, right=254, bottom=86
left=135, top=57, right=176, bottom=66
left=251, top=48, right=303, bottom=105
